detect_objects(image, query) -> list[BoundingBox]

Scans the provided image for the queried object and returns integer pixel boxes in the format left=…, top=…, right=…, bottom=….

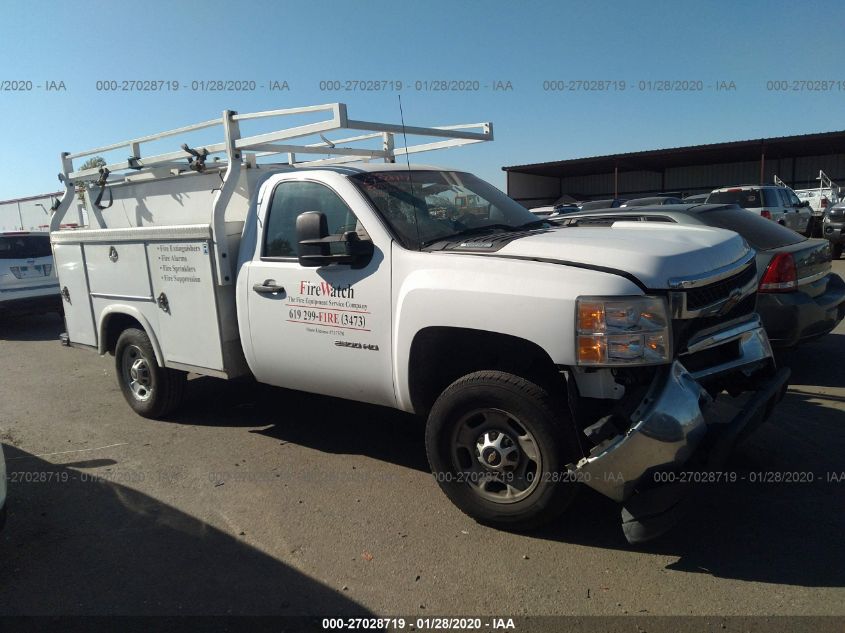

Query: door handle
left=253, top=279, right=285, bottom=294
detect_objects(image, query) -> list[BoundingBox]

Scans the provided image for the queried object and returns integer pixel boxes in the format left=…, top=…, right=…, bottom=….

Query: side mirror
left=296, top=211, right=373, bottom=268
left=799, top=200, right=810, bottom=208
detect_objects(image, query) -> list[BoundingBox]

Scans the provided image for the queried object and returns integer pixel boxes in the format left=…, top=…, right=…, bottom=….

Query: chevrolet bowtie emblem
left=718, top=287, right=743, bottom=316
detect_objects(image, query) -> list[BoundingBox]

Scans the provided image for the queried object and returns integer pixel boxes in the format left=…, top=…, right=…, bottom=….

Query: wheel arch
left=407, top=326, right=565, bottom=417
left=98, top=305, right=165, bottom=365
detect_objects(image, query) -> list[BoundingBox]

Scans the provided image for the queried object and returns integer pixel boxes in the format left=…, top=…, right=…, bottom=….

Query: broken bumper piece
left=572, top=319, right=789, bottom=543
left=575, top=360, right=710, bottom=503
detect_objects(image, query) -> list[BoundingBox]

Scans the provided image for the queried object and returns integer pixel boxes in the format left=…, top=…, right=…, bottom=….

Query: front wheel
left=833, top=243, right=843, bottom=260
left=115, top=328, right=186, bottom=419
left=425, top=371, right=581, bottom=530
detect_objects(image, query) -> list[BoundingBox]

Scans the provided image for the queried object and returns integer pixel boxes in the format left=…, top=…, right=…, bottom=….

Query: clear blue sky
left=1, top=0, right=843, bottom=200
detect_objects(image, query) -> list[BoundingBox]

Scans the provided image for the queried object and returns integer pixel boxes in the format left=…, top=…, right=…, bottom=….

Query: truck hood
left=493, top=222, right=750, bottom=289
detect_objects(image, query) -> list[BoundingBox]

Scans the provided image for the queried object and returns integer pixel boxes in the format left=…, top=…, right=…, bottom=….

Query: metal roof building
left=502, top=130, right=845, bottom=207
left=0, top=191, right=87, bottom=231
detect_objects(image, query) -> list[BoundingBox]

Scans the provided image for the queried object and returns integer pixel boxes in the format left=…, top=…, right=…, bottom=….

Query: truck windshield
left=351, top=170, right=540, bottom=249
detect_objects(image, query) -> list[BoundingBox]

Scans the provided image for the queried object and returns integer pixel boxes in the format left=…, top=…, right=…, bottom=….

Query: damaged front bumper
left=572, top=316, right=789, bottom=542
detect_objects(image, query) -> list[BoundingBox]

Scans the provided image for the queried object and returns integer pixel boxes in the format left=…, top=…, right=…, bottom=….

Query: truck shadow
left=0, top=444, right=374, bottom=618
left=0, top=312, right=63, bottom=342
left=175, top=376, right=430, bottom=473
left=774, top=331, right=845, bottom=389
left=534, top=385, right=845, bottom=588
left=172, top=375, right=845, bottom=588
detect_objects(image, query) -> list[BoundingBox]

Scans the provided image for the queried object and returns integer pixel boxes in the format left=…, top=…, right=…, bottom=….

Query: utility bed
left=49, top=103, right=492, bottom=378
left=52, top=221, right=247, bottom=376
left=52, top=163, right=260, bottom=377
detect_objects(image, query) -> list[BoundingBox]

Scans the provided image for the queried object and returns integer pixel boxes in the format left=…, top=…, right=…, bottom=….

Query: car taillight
left=759, top=253, right=797, bottom=292
left=821, top=198, right=829, bottom=209
left=761, top=209, right=772, bottom=220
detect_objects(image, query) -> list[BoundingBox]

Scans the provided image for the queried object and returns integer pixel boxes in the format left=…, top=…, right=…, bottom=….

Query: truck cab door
left=787, top=189, right=810, bottom=234
left=772, top=189, right=793, bottom=231
left=243, top=175, right=395, bottom=408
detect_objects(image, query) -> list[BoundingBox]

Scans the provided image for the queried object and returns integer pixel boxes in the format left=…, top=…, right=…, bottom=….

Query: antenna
left=398, top=94, right=422, bottom=248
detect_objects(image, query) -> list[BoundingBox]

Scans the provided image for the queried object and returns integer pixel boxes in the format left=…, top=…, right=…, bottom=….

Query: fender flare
left=97, top=305, right=165, bottom=366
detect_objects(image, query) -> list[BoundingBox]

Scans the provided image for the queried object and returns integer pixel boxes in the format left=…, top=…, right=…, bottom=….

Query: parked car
left=0, top=231, right=61, bottom=318
left=0, top=443, right=6, bottom=530
left=529, top=195, right=580, bottom=218
left=528, top=206, right=555, bottom=218
left=555, top=203, right=845, bottom=347
left=579, top=197, right=628, bottom=210
left=622, top=196, right=684, bottom=207
left=823, top=201, right=845, bottom=259
left=682, top=193, right=709, bottom=204
left=706, top=185, right=813, bottom=236
left=529, top=204, right=580, bottom=219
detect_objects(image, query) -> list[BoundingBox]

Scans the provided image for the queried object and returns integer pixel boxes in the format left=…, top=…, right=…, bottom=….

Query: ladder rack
left=775, top=170, right=840, bottom=200
left=55, top=103, right=492, bottom=185
left=50, top=103, right=493, bottom=286
left=817, top=170, right=840, bottom=200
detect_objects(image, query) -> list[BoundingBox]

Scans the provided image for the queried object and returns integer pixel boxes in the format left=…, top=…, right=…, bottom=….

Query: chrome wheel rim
left=122, top=345, right=153, bottom=402
left=451, top=408, right=542, bottom=504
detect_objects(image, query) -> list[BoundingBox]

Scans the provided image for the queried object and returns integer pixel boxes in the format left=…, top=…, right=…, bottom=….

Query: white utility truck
left=51, top=104, right=789, bottom=542
left=783, top=171, right=841, bottom=237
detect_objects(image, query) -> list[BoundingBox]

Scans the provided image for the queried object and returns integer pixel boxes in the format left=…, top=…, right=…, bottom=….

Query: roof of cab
left=267, top=162, right=460, bottom=175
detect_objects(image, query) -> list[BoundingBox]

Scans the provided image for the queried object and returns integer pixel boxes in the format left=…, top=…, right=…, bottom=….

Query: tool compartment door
left=53, top=242, right=96, bottom=346
left=85, top=243, right=152, bottom=299
left=147, top=240, right=225, bottom=371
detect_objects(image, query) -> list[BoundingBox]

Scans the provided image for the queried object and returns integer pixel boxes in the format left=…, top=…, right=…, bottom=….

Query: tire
left=804, top=217, right=816, bottom=238
left=833, top=243, right=843, bottom=260
left=425, top=370, right=580, bottom=530
left=114, top=328, right=185, bottom=419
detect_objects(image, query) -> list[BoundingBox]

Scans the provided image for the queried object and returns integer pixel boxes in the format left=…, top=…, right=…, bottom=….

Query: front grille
left=685, top=262, right=757, bottom=310
left=673, top=293, right=757, bottom=353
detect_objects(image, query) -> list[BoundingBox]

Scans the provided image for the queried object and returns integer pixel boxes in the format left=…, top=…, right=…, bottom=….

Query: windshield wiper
left=516, top=219, right=548, bottom=229
left=420, top=224, right=513, bottom=247
left=421, top=220, right=546, bottom=247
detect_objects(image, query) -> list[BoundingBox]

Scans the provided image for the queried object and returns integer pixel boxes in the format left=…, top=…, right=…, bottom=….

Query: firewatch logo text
left=299, top=280, right=355, bottom=299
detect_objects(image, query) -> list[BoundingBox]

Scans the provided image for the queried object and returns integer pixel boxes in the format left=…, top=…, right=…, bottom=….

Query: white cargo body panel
left=52, top=223, right=247, bottom=377
left=84, top=168, right=254, bottom=230
left=147, top=237, right=223, bottom=369
left=86, top=243, right=151, bottom=298
left=52, top=242, right=96, bottom=346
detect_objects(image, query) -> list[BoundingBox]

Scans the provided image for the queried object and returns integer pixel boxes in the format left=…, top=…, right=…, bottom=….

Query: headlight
left=576, top=296, right=671, bottom=366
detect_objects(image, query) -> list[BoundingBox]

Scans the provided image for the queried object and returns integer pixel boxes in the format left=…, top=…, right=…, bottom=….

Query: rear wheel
left=425, top=370, right=580, bottom=530
left=115, top=328, right=185, bottom=418
left=804, top=217, right=817, bottom=238
left=834, top=243, right=843, bottom=260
